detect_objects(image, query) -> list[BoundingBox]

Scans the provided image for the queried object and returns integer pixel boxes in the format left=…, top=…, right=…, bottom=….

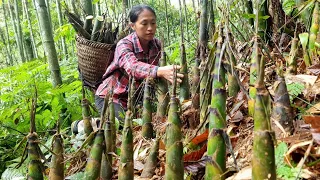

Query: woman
left=95, top=5, right=183, bottom=122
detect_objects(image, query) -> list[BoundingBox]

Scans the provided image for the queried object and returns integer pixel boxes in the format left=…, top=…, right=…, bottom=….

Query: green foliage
left=275, top=142, right=300, bottom=179
left=299, top=33, right=309, bottom=51
left=0, top=58, right=82, bottom=174
left=1, top=167, right=25, bottom=180
left=282, top=0, right=296, bottom=15
left=286, top=82, right=305, bottom=102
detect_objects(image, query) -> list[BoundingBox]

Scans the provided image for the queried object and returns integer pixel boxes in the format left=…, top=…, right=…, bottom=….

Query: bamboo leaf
left=299, top=33, right=309, bottom=51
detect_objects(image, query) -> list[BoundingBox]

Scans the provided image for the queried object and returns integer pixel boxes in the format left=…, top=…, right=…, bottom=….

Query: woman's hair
left=129, top=5, right=156, bottom=23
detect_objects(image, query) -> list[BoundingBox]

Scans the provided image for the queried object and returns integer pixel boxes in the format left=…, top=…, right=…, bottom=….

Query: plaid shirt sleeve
left=115, top=40, right=158, bottom=79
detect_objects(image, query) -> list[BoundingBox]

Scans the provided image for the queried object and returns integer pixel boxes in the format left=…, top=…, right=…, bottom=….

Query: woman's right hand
left=157, top=65, right=184, bottom=84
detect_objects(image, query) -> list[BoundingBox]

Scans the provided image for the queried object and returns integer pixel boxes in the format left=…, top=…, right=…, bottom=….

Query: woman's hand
left=157, top=65, right=184, bottom=84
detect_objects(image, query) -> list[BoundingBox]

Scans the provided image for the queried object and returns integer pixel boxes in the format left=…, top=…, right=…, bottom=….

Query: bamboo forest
left=1, top=0, right=320, bottom=179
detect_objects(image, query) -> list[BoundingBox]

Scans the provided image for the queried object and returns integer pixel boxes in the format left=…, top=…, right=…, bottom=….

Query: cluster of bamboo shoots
left=66, top=11, right=128, bottom=44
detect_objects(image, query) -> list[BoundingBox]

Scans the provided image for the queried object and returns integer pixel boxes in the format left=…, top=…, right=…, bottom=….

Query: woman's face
left=131, top=9, right=157, bottom=44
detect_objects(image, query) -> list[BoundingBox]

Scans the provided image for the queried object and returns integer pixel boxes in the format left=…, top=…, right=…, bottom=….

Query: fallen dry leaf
left=190, top=129, right=208, bottom=145
left=285, top=74, right=318, bottom=86
left=134, top=160, right=144, bottom=171
left=307, top=63, right=320, bottom=75
left=184, top=155, right=211, bottom=173
left=226, top=166, right=251, bottom=180
left=183, top=144, right=207, bottom=162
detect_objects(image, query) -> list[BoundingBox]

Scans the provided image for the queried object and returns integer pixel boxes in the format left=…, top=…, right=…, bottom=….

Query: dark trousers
left=94, top=95, right=125, bottom=124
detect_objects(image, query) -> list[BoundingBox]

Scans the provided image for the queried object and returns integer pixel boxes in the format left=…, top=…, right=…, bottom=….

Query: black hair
left=129, top=5, right=156, bottom=23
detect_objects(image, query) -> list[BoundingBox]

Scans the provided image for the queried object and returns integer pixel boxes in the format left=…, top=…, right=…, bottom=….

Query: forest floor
left=65, top=48, right=320, bottom=180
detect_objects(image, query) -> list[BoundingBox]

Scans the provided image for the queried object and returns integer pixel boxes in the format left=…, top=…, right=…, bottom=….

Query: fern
left=275, top=142, right=300, bottom=179
left=286, top=82, right=305, bottom=102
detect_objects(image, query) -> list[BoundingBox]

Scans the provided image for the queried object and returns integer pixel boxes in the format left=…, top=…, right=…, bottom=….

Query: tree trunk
left=34, top=0, right=63, bottom=87
left=23, top=0, right=38, bottom=59
left=56, top=0, right=68, bottom=59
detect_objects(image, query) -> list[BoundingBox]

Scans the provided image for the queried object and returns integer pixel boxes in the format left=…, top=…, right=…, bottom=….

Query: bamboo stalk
left=85, top=96, right=108, bottom=179
left=84, top=15, right=94, bottom=34
left=91, top=15, right=104, bottom=41
left=55, top=0, right=68, bottom=58
left=118, top=111, right=134, bottom=180
left=252, top=35, right=276, bottom=179
left=141, top=138, right=160, bottom=178
left=191, top=57, right=200, bottom=108
left=226, top=31, right=239, bottom=97
left=23, top=0, right=38, bottom=59
left=205, top=25, right=227, bottom=180
left=255, top=0, right=268, bottom=42
left=14, top=0, right=27, bottom=61
left=28, top=94, right=44, bottom=180
left=0, top=29, right=12, bottom=66
left=8, top=3, right=25, bottom=63
left=84, top=130, right=105, bottom=179
left=142, top=77, right=154, bottom=139
left=27, top=133, right=44, bottom=180
left=118, top=77, right=134, bottom=180
left=165, top=68, right=184, bottom=180
left=271, top=64, right=294, bottom=135
left=49, top=134, right=64, bottom=180
left=199, top=0, right=209, bottom=123
left=287, top=30, right=299, bottom=74
left=307, top=1, right=319, bottom=65
left=81, top=0, right=94, bottom=16
left=2, top=2, right=14, bottom=65
left=182, top=0, right=190, bottom=42
left=102, top=120, right=113, bottom=179
left=156, top=40, right=169, bottom=117
left=248, top=41, right=258, bottom=117
left=81, top=99, right=94, bottom=136
left=109, top=92, right=116, bottom=152
left=178, top=0, right=190, bottom=102
left=164, top=0, right=170, bottom=44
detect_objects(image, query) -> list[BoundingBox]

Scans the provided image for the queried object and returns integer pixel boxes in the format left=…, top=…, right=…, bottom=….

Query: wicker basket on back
left=76, top=35, right=115, bottom=90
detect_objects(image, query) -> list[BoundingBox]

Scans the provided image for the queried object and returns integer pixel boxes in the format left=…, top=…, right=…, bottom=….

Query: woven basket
left=76, top=35, right=115, bottom=89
